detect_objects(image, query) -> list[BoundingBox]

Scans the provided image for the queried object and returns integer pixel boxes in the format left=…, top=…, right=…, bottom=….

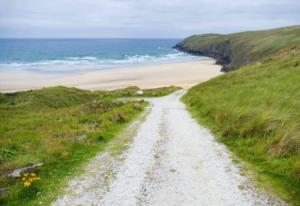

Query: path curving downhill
left=53, top=91, right=286, bottom=206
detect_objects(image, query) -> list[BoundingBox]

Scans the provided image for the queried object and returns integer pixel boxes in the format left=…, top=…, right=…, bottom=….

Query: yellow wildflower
left=20, top=172, right=40, bottom=187
left=24, top=181, right=31, bottom=187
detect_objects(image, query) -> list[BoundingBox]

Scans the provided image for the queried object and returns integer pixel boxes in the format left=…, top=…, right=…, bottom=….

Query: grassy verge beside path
left=0, top=85, right=179, bottom=206
left=182, top=55, right=300, bottom=205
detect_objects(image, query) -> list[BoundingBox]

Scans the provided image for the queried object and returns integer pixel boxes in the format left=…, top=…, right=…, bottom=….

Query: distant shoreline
left=0, top=59, right=222, bottom=93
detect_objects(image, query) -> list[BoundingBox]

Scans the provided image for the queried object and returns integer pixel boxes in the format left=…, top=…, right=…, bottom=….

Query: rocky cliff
left=174, top=25, right=300, bottom=71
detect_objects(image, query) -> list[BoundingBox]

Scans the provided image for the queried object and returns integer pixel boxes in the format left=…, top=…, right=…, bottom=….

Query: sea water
left=0, top=39, right=199, bottom=74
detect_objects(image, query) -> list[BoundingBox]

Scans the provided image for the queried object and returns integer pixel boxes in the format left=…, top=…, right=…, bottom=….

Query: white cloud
left=0, top=0, right=299, bottom=38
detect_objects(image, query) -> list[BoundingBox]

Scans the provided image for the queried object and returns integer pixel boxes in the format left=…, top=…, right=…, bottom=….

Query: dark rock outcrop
left=174, top=40, right=235, bottom=72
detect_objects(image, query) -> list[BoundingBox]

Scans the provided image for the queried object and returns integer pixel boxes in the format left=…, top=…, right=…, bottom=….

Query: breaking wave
left=0, top=51, right=200, bottom=74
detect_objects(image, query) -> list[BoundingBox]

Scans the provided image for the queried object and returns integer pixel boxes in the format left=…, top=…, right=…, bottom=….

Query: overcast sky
left=0, top=0, right=299, bottom=38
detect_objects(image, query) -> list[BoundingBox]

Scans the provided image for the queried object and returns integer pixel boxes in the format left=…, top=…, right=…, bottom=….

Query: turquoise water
left=0, top=39, right=199, bottom=73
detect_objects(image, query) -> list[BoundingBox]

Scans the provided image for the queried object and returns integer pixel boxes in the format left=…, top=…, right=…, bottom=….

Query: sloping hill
left=175, top=25, right=300, bottom=71
left=182, top=51, right=300, bottom=204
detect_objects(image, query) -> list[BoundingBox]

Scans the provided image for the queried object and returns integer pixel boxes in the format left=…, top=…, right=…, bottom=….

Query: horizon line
left=0, top=37, right=184, bottom=40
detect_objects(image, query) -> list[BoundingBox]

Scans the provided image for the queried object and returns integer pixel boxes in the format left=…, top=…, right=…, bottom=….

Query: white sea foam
left=0, top=52, right=201, bottom=74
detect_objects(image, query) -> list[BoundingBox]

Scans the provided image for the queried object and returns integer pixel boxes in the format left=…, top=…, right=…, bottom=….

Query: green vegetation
left=175, top=25, right=300, bottom=70
left=182, top=53, right=300, bottom=205
left=179, top=25, right=300, bottom=204
left=0, top=85, right=178, bottom=205
left=95, top=85, right=181, bottom=98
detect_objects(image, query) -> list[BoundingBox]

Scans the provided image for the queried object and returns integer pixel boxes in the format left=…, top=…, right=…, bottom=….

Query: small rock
left=238, top=185, right=245, bottom=190
left=71, top=134, right=88, bottom=142
left=115, top=113, right=125, bottom=122
left=133, top=103, right=142, bottom=110
left=0, top=188, right=8, bottom=196
left=8, top=162, right=44, bottom=177
left=135, top=90, right=144, bottom=95
left=90, top=122, right=100, bottom=130
left=169, top=168, right=176, bottom=173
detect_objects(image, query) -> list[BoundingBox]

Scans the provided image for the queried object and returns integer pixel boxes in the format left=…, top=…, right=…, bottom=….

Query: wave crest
left=0, top=52, right=200, bottom=73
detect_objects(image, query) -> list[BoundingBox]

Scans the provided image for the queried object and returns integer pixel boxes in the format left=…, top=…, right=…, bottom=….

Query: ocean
left=0, top=39, right=199, bottom=74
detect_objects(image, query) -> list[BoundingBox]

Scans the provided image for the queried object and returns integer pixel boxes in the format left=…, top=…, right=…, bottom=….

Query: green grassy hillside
left=0, top=86, right=178, bottom=206
left=182, top=52, right=300, bottom=204
left=175, top=25, right=300, bottom=71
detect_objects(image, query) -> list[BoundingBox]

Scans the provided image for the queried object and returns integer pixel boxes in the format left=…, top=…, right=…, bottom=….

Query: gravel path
left=53, top=91, right=286, bottom=206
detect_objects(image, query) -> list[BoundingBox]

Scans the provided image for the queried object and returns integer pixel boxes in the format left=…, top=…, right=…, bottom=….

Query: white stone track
left=53, top=91, right=286, bottom=206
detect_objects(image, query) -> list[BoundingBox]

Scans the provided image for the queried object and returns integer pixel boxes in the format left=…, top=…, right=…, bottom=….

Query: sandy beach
left=0, top=59, right=222, bottom=92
